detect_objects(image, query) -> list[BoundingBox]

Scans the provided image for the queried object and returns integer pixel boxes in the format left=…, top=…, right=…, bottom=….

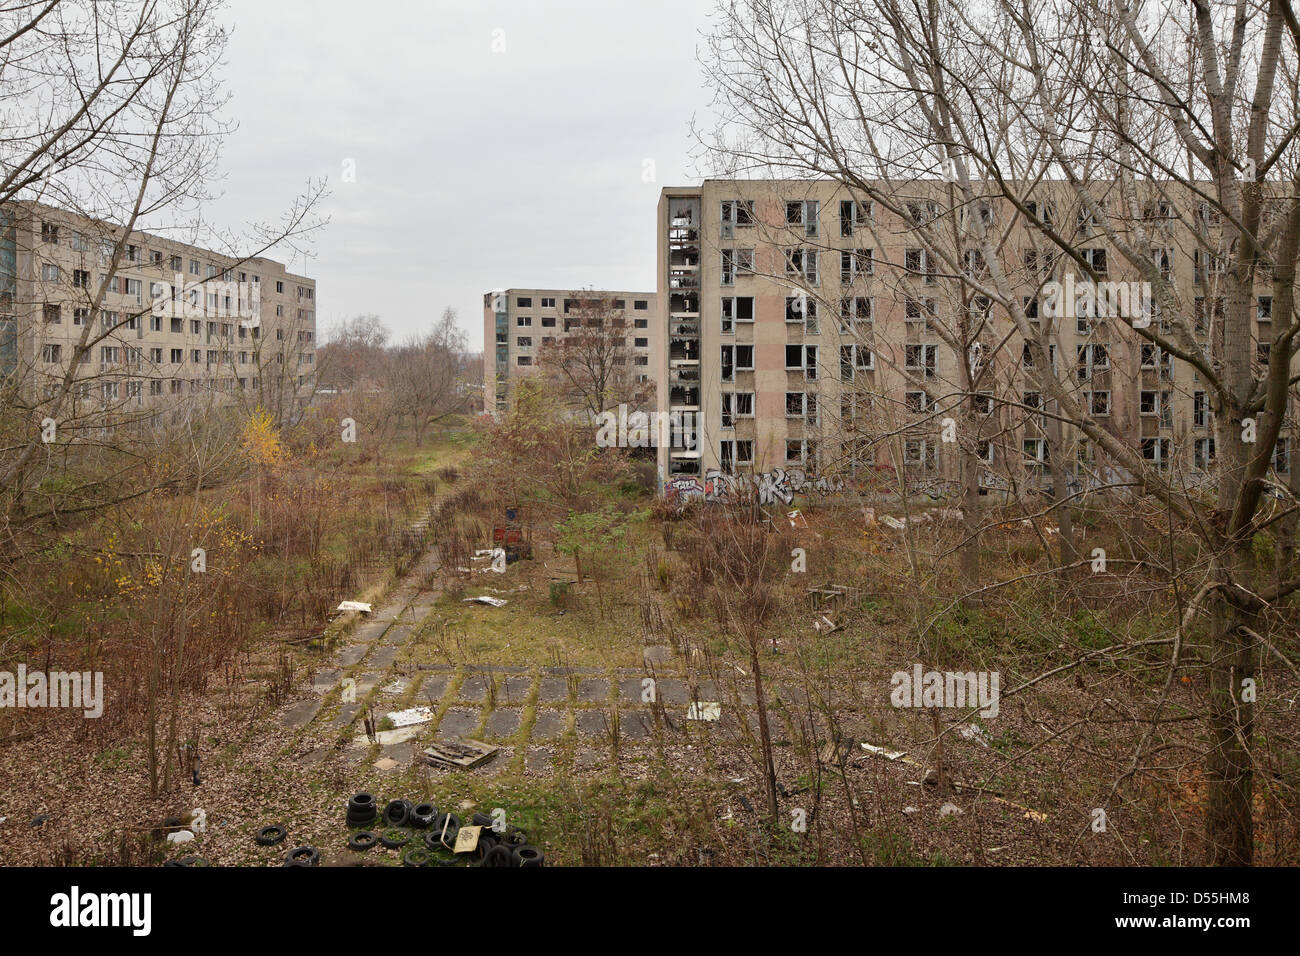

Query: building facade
left=483, top=288, right=656, bottom=415
left=655, top=179, right=1294, bottom=496
left=3, top=201, right=316, bottom=413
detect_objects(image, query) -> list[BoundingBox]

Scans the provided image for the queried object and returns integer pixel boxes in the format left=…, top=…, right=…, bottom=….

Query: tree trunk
left=749, top=634, right=779, bottom=827
left=1205, top=547, right=1256, bottom=865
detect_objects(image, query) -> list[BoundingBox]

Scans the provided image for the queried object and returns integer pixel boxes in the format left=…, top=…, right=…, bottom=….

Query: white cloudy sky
left=208, top=0, right=719, bottom=350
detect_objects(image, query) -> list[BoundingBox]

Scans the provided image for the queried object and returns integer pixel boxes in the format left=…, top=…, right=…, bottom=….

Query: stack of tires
left=345, top=792, right=378, bottom=828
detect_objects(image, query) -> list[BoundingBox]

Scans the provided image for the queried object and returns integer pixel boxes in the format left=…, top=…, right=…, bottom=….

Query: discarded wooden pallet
left=422, top=738, right=499, bottom=770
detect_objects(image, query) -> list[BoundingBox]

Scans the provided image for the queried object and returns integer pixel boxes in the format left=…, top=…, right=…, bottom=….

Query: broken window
left=840, top=199, right=872, bottom=236
left=905, top=343, right=937, bottom=378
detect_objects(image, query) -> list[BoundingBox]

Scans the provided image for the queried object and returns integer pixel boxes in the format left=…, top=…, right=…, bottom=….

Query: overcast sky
left=209, top=0, right=718, bottom=351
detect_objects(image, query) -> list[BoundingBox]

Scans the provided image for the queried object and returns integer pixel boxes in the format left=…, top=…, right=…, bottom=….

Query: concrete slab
left=329, top=702, right=360, bottom=729
left=537, top=677, right=569, bottom=703
left=485, top=707, right=521, bottom=739
left=525, top=747, right=555, bottom=774
left=621, top=710, right=653, bottom=740
left=382, top=624, right=415, bottom=646
left=459, top=674, right=492, bottom=702
left=577, top=678, right=609, bottom=702
left=618, top=678, right=652, bottom=705
left=576, top=710, right=611, bottom=738
left=337, top=646, right=366, bottom=667
left=436, top=707, right=480, bottom=738
left=421, top=675, right=449, bottom=702
left=501, top=675, right=534, bottom=703
left=529, top=708, right=566, bottom=740
left=656, top=678, right=688, bottom=705
left=312, top=668, right=342, bottom=694
left=366, top=645, right=398, bottom=668
left=281, top=697, right=324, bottom=728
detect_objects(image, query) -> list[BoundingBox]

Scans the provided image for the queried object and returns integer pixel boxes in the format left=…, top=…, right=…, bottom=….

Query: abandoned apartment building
left=1, top=201, right=317, bottom=412
left=485, top=179, right=1294, bottom=499
left=482, top=288, right=657, bottom=414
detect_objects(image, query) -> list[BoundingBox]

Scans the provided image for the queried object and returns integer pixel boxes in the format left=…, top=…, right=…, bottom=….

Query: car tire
left=255, top=825, right=287, bottom=847
left=347, top=830, right=378, bottom=851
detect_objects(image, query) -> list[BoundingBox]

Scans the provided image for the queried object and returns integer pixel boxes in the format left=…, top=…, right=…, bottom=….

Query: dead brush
left=601, top=708, right=622, bottom=757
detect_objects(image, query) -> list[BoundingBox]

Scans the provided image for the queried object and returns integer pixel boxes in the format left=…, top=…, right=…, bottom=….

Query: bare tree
left=390, top=307, right=471, bottom=445
left=537, top=291, right=654, bottom=419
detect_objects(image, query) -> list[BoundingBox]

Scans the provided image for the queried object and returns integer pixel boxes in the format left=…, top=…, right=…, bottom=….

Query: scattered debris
left=819, top=737, right=856, bottom=766
left=687, top=701, right=721, bottom=721
left=385, top=705, right=434, bottom=728
left=786, top=509, right=808, bottom=529
left=166, top=829, right=195, bottom=844
left=462, top=596, right=508, bottom=608
left=939, top=802, right=963, bottom=817
left=807, top=584, right=857, bottom=611
left=903, top=806, right=920, bottom=815
left=372, top=757, right=399, bottom=772
left=881, top=515, right=907, bottom=531
left=422, top=738, right=500, bottom=770
left=336, top=601, right=372, bottom=614
left=812, top=614, right=839, bottom=633
left=382, top=679, right=408, bottom=696
left=992, top=796, right=1048, bottom=823
left=959, top=723, right=991, bottom=747
left=453, top=825, right=483, bottom=854
left=861, top=742, right=910, bottom=762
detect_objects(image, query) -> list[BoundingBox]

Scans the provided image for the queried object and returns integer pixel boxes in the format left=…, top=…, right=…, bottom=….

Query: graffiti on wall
left=662, top=469, right=844, bottom=506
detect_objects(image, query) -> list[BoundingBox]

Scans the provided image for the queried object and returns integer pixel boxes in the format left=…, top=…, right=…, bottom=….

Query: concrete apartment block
left=1, top=201, right=316, bottom=409
left=655, top=179, right=1294, bottom=497
left=483, top=288, right=657, bottom=416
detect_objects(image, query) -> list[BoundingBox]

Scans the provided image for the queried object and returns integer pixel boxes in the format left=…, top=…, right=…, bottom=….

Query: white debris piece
left=166, top=830, right=195, bottom=844
left=337, top=601, right=372, bottom=614
left=880, top=515, right=907, bottom=531
left=959, top=723, right=991, bottom=747
left=861, top=742, right=909, bottom=761
left=385, top=706, right=435, bottom=728
left=686, top=701, right=721, bottom=721
left=463, top=596, right=508, bottom=607
left=939, top=802, right=963, bottom=817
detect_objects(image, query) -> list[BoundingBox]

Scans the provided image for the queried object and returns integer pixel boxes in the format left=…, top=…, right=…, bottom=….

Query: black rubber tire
left=382, top=799, right=412, bottom=828
left=502, top=827, right=528, bottom=846
left=512, top=845, right=544, bottom=868
left=432, top=812, right=461, bottom=839
left=188, top=857, right=211, bottom=867
left=346, top=808, right=378, bottom=826
left=401, top=847, right=431, bottom=867
left=285, top=846, right=320, bottom=867
left=348, top=792, right=376, bottom=813
left=470, top=811, right=494, bottom=827
left=480, top=845, right=515, bottom=867
left=379, top=827, right=412, bottom=849
left=255, top=824, right=287, bottom=847
left=410, top=803, right=438, bottom=828
left=347, top=830, right=378, bottom=851
left=474, top=832, right=500, bottom=861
